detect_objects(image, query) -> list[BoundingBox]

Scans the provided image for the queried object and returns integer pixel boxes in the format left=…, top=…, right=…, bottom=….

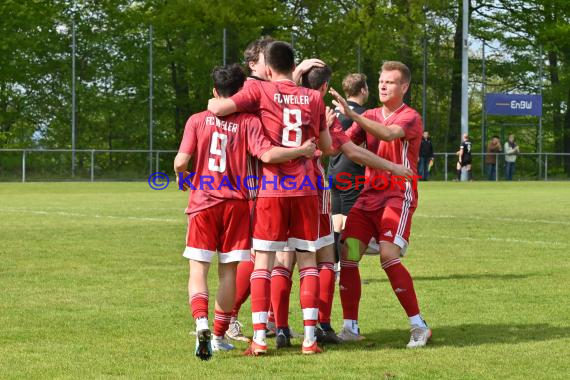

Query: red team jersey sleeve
left=231, top=81, right=261, bottom=114
left=245, top=115, right=273, bottom=158
left=345, top=109, right=376, bottom=146
left=391, top=110, right=423, bottom=141
left=330, top=117, right=350, bottom=150
left=178, top=115, right=199, bottom=154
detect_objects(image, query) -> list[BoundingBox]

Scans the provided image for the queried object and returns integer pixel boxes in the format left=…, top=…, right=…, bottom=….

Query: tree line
left=1, top=0, right=569, bottom=175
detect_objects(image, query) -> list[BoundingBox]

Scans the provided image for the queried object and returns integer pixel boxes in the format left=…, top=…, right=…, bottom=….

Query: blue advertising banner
left=485, top=93, right=542, bottom=116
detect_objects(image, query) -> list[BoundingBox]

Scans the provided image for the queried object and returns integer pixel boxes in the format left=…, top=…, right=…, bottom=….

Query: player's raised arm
left=329, top=87, right=404, bottom=142
left=292, top=58, right=325, bottom=84
left=318, top=125, right=332, bottom=152
left=340, top=142, right=412, bottom=177
left=260, top=138, right=316, bottom=163
left=207, top=97, right=237, bottom=117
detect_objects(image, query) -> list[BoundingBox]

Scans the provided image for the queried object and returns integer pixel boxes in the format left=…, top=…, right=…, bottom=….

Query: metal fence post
left=444, top=154, right=448, bottom=182
left=544, top=154, right=548, bottom=181
left=22, top=150, right=26, bottom=183
left=90, top=150, right=95, bottom=182
left=495, top=155, right=499, bottom=181
left=156, top=151, right=160, bottom=173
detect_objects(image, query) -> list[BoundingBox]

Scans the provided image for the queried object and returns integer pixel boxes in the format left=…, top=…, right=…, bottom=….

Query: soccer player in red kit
left=208, top=41, right=332, bottom=355
left=268, top=64, right=414, bottom=348
left=175, top=64, right=316, bottom=361
left=227, top=37, right=326, bottom=343
left=226, top=36, right=272, bottom=343
left=329, top=61, right=432, bottom=348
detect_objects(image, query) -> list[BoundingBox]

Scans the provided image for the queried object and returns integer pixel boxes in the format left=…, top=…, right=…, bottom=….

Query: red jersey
left=346, top=104, right=422, bottom=210
left=231, top=79, right=327, bottom=197
left=178, top=111, right=272, bottom=214
left=243, top=77, right=263, bottom=197
left=330, top=117, right=351, bottom=150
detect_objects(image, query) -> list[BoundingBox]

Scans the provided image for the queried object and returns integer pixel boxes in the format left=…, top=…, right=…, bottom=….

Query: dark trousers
left=505, top=162, right=516, bottom=181
left=486, top=163, right=497, bottom=181
left=418, top=157, right=430, bottom=181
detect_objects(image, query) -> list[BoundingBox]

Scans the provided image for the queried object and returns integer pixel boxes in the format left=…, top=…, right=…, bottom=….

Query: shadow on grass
left=361, top=272, right=537, bottom=284
left=323, top=323, right=568, bottom=351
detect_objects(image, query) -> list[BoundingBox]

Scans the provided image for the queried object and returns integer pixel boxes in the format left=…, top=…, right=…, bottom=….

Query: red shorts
left=248, top=199, right=255, bottom=215
left=252, top=196, right=319, bottom=252
left=342, top=206, right=414, bottom=256
left=183, top=200, right=250, bottom=263
left=315, top=213, right=334, bottom=250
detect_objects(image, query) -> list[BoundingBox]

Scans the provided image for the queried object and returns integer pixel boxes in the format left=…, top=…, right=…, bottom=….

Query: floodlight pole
left=481, top=41, right=486, bottom=175
left=538, top=44, right=543, bottom=179
left=460, top=0, right=469, bottom=137
left=71, top=18, right=76, bottom=177
left=422, top=4, right=428, bottom=130
left=291, top=31, right=295, bottom=52
left=357, top=40, right=361, bottom=72
left=223, top=28, right=227, bottom=65
left=149, top=25, right=154, bottom=176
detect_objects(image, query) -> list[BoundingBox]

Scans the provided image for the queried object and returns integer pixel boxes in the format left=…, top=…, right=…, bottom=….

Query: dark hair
left=492, top=135, right=500, bottom=139
left=243, top=36, right=274, bottom=66
left=342, top=73, right=367, bottom=97
left=265, top=41, right=295, bottom=74
left=301, top=65, right=332, bottom=90
left=212, top=64, right=246, bottom=97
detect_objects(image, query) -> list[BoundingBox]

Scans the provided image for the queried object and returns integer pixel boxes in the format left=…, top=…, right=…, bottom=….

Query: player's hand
left=325, top=106, right=337, bottom=128
left=292, top=58, right=325, bottom=83
left=207, top=98, right=217, bottom=113
left=176, top=170, right=192, bottom=192
left=329, top=87, right=356, bottom=119
left=299, top=138, right=316, bottom=158
left=391, top=164, right=413, bottom=178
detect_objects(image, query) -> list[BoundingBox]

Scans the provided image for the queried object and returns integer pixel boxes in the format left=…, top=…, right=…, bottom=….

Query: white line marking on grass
left=0, top=208, right=180, bottom=223
left=415, top=213, right=570, bottom=226
left=415, top=233, right=567, bottom=247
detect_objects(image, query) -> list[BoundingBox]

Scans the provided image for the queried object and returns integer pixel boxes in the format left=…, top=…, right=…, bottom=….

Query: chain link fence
left=0, top=149, right=177, bottom=182
left=1, top=149, right=569, bottom=182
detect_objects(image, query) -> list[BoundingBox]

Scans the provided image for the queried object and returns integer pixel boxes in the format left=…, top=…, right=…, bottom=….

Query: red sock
left=382, top=258, right=420, bottom=317
left=232, top=260, right=254, bottom=317
left=213, top=310, right=232, bottom=336
left=299, top=267, right=319, bottom=327
left=339, top=260, right=360, bottom=320
left=190, top=292, right=208, bottom=319
left=271, top=266, right=292, bottom=329
left=250, top=269, right=271, bottom=331
left=317, top=261, right=335, bottom=324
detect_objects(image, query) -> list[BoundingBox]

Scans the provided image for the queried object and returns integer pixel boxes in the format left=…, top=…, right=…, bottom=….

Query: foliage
left=0, top=1, right=569, bottom=167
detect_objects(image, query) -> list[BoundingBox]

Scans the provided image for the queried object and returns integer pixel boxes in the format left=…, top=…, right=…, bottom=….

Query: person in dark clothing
left=328, top=73, right=369, bottom=262
left=418, top=131, right=434, bottom=181
left=456, top=133, right=473, bottom=181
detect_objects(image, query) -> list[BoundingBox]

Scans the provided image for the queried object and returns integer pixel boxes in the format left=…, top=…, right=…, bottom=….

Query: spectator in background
left=418, top=131, right=434, bottom=181
left=456, top=133, right=473, bottom=181
left=504, top=134, right=519, bottom=181
left=485, top=136, right=501, bottom=181
left=329, top=73, right=369, bottom=263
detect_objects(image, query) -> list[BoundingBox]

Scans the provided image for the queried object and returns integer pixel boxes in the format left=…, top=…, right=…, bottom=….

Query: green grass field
left=1, top=182, right=569, bottom=379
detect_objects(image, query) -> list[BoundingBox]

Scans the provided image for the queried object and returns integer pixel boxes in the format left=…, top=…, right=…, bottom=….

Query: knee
left=342, top=237, right=362, bottom=263
left=379, top=243, right=401, bottom=264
